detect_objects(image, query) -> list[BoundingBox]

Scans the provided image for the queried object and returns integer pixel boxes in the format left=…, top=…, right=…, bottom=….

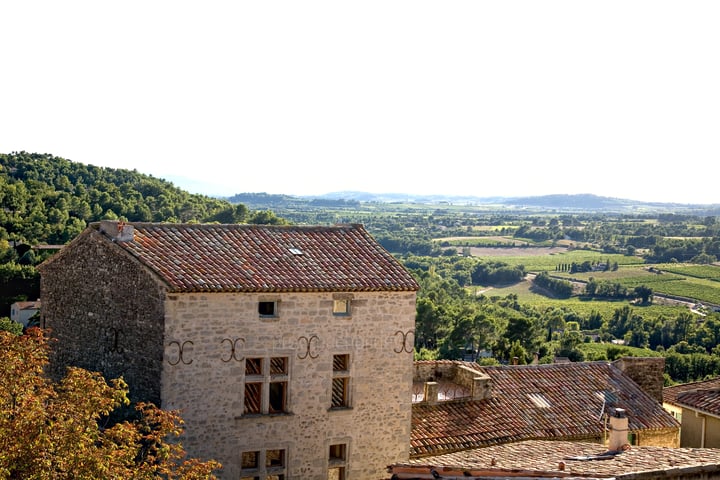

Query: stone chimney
left=608, top=408, right=629, bottom=452
left=612, top=357, right=665, bottom=403
left=99, top=220, right=135, bottom=242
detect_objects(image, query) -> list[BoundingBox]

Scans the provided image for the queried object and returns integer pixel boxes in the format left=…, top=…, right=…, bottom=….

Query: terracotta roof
left=675, top=389, right=720, bottom=417
left=664, top=376, right=720, bottom=407
left=411, top=361, right=678, bottom=457
left=390, top=440, right=720, bottom=479
left=92, top=222, right=419, bottom=293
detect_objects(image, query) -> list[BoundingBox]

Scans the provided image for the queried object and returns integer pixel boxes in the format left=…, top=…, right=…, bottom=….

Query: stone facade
left=162, top=290, right=416, bottom=479
left=39, top=222, right=419, bottom=480
left=40, top=229, right=166, bottom=405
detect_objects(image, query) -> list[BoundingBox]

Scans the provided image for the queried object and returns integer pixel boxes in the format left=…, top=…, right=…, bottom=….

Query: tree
left=633, top=285, right=653, bottom=304
left=0, top=329, right=221, bottom=479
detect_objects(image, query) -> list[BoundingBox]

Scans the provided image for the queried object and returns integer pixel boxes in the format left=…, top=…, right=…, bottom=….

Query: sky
left=1, top=1, right=719, bottom=204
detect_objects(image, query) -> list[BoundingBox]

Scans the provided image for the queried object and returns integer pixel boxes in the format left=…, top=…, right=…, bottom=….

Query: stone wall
left=639, top=428, right=680, bottom=448
left=39, top=229, right=166, bottom=406
left=162, top=290, right=417, bottom=480
left=612, top=357, right=665, bottom=403
left=413, top=361, right=491, bottom=402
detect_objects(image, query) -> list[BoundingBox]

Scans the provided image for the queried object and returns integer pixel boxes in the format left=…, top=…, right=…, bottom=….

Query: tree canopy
left=0, top=152, right=286, bottom=246
left=0, top=329, right=221, bottom=479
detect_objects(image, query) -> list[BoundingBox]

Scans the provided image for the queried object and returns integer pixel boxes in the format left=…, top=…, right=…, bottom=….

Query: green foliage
left=0, top=262, right=39, bottom=317
left=0, top=317, right=22, bottom=335
left=414, top=347, right=439, bottom=361
left=0, top=152, right=276, bottom=246
left=533, top=272, right=573, bottom=298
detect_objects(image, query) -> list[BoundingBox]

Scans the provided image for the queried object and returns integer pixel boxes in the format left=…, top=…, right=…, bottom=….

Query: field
left=457, top=245, right=644, bottom=270
left=479, top=277, right=692, bottom=320
left=449, top=241, right=718, bottom=315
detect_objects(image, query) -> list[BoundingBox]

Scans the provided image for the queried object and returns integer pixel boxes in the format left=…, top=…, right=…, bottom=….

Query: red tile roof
left=390, top=440, right=720, bottom=479
left=664, top=376, right=720, bottom=407
left=95, top=222, right=420, bottom=293
left=411, top=361, right=678, bottom=457
left=675, top=389, right=720, bottom=417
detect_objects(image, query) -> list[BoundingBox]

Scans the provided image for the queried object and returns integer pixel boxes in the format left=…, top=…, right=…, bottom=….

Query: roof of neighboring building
left=389, top=440, right=720, bottom=479
left=411, top=361, right=678, bottom=457
left=663, top=376, right=720, bottom=407
left=675, top=388, right=720, bottom=418
left=11, top=301, right=41, bottom=310
left=46, top=222, right=420, bottom=293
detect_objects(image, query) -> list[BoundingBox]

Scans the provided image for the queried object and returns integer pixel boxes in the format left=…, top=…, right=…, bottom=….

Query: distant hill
left=228, top=191, right=719, bottom=214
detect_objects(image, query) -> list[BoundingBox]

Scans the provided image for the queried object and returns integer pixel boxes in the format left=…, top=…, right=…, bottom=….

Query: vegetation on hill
left=0, top=152, right=287, bottom=247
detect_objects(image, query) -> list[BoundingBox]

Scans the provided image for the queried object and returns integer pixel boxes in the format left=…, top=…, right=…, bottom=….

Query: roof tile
left=96, top=222, right=419, bottom=293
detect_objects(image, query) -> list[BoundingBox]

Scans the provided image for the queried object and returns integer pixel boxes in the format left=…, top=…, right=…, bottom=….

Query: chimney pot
left=100, top=220, right=135, bottom=242
left=608, top=408, right=630, bottom=452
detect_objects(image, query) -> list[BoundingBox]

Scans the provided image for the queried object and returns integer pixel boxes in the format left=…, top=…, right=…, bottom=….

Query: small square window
left=270, top=357, right=288, bottom=375
left=333, top=299, right=350, bottom=316
left=266, top=449, right=285, bottom=467
left=241, top=451, right=259, bottom=469
left=259, top=301, right=277, bottom=317
left=246, top=358, right=263, bottom=376
left=329, top=444, right=346, bottom=461
left=333, top=354, right=349, bottom=372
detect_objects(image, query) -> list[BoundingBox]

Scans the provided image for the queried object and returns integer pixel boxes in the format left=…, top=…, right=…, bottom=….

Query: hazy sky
left=2, top=1, right=719, bottom=203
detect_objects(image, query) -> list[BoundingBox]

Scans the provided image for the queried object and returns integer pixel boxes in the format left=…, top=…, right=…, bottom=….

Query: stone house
left=664, top=376, right=720, bottom=448
left=38, top=220, right=419, bottom=480
left=411, top=358, right=679, bottom=458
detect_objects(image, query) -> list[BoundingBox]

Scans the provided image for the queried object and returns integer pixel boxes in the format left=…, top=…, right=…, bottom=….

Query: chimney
left=424, top=382, right=439, bottom=405
left=608, top=408, right=629, bottom=452
left=100, top=220, right=135, bottom=242
left=612, top=357, right=665, bottom=403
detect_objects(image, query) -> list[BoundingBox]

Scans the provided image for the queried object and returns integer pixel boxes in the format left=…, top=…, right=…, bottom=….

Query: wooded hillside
left=0, top=152, right=287, bottom=247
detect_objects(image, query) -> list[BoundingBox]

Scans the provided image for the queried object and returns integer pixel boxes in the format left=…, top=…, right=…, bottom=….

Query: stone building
left=39, top=220, right=419, bottom=480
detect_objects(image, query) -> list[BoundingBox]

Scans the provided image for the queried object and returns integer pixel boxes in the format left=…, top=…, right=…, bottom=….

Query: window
left=332, top=299, right=350, bottom=316
left=258, top=301, right=278, bottom=317
left=241, top=449, right=286, bottom=480
left=328, top=443, right=347, bottom=480
left=244, top=356, right=289, bottom=415
left=331, top=354, right=350, bottom=409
